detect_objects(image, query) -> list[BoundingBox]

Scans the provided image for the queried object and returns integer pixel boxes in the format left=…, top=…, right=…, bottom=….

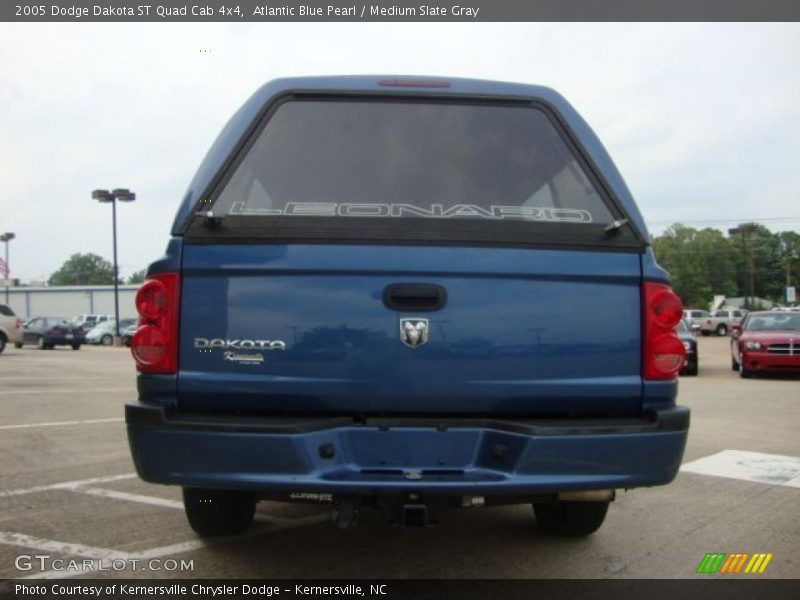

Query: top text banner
left=5, top=0, right=800, bottom=22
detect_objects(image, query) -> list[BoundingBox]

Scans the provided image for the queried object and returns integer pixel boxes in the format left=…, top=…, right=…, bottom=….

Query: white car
left=0, top=304, right=23, bottom=353
left=72, top=314, right=114, bottom=331
left=699, top=308, right=747, bottom=336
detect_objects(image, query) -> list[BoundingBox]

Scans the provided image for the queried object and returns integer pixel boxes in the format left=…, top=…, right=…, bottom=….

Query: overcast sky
left=1, top=22, right=798, bottom=282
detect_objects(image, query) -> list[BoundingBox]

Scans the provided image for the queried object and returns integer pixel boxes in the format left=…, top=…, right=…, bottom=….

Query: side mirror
left=731, top=325, right=742, bottom=338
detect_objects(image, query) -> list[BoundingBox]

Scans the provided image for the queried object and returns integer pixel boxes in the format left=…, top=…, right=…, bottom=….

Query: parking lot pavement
left=0, top=340, right=798, bottom=580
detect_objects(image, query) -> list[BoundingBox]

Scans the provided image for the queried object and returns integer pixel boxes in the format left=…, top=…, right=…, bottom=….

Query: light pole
left=92, top=188, right=135, bottom=343
left=0, top=232, right=14, bottom=304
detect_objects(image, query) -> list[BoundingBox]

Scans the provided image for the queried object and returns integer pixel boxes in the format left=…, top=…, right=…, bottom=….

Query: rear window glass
left=0, top=304, right=14, bottom=316
left=209, top=100, right=615, bottom=226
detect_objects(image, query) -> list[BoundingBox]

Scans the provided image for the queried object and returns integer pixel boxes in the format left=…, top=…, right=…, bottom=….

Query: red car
left=731, top=311, right=800, bottom=378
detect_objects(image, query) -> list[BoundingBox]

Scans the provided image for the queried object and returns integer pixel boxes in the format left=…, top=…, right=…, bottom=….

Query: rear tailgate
left=177, top=244, right=642, bottom=417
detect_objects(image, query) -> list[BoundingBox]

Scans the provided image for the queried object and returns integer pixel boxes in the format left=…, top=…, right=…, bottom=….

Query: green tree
left=127, top=269, right=147, bottom=284
left=651, top=224, right=715, bottom=307
left=728, top=223, right=783, bottom=305
left=693, top=227, right=737, bottom=299
left=48, top=253, right=116, bottom=286
left=654, top=222, right=794, bottom=309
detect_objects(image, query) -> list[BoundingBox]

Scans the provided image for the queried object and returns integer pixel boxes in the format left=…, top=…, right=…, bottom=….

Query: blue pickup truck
left=126, top=76, right=689, bottom=537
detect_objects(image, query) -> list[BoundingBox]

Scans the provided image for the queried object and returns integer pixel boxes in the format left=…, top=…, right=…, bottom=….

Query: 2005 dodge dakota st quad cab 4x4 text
left=126, top=76, right=689, bottom=537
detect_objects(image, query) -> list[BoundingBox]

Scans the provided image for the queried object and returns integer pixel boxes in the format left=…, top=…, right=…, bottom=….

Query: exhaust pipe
left=558, top=489, right=615, bottom=502
left=401, top=504, right=429, bottom=528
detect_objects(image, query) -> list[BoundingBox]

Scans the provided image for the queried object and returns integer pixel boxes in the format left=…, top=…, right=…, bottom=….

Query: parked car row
left=0, top=308, right=140, bottom=351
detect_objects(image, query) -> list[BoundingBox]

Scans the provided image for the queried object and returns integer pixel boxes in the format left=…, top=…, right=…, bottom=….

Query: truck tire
left=533, top=500, right=609, bottom=536
left=701, top=330, right=710, bottom=337
left=182, top=488, right=256, bottom=537
left=101, top=334, right=113, bottom=346
left=716, top=324, right=728, bottom=336
left=14, top=341, right=23, bottom=349
left=0, top=333, right=6, bottom=354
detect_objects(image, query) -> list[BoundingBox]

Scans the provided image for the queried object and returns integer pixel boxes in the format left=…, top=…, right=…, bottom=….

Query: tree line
left=651, top=223, right=800, bottom=309
left=47, top=253, right=146, bottom=286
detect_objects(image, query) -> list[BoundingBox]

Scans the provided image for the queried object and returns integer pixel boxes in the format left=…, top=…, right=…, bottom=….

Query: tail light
left=643, top=282, right=685, bottom=380
left=131, top=272, right=180, bottom=374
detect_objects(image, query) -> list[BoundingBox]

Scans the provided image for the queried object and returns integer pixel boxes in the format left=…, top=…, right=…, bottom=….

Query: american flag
left=0, top=258, right=7, bottom=278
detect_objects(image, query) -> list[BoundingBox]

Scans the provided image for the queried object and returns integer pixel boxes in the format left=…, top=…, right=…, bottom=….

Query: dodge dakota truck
left=126, top=76, right=689, bottom=537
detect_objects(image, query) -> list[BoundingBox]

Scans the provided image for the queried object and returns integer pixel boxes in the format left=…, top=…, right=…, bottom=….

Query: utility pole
left=787, top=257, right=791, bottom=288
left=728, top=225, right=758, bottom=309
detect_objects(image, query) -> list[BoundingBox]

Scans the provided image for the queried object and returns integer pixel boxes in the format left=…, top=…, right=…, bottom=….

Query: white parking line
left=0, top=531, right=123, bottom=561
left=0, top=418, right=124, bottom=431
left=68, top=487, right=294, bottom=525
left=72, top=487, right=184, bottom=510
left=681, top=449, right=800, bottom=487
left=0, top=388, right=132, bottom=396
left=0, top=474, right=136, bottom=498
left=5, top=513, right=329, bottom=580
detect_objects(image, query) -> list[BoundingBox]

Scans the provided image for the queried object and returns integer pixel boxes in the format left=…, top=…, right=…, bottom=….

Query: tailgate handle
left=383, top=284, right=447, bottom=312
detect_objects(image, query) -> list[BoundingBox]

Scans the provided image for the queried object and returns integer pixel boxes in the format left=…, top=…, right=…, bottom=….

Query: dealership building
left=2, top=285, right=138, bottom=321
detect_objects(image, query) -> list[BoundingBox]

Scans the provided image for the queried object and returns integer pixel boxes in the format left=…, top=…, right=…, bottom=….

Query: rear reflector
left=131, top=272, right=179, bottom=374
left=643, top=282, right=685, bottom=380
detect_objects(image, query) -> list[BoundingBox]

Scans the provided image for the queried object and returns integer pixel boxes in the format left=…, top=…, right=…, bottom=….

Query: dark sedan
left=677, top=319, right=698, bottom=376
left=731, top=312, right=800, bottom=378
left=15, top=317, right=84, bottom=350
left=121, top=322, right=138, bottom=347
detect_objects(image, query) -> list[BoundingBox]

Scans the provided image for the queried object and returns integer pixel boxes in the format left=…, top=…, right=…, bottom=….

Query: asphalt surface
left=0, top=337, right=798, bottom=580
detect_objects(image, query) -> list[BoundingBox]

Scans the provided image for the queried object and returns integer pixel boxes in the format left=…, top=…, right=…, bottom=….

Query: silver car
left=700, top=308, right=746, bottom=336
left=683, top=309, right=710, bottom=332
left=85, top=318, right=138, bottom=345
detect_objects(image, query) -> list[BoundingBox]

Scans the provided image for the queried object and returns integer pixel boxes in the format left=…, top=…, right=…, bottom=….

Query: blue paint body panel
left=129, top=421, right=688, bottom=495
left=177, top=244, right=644, bottom=416
left=128, top=76, right=688, bottom=500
